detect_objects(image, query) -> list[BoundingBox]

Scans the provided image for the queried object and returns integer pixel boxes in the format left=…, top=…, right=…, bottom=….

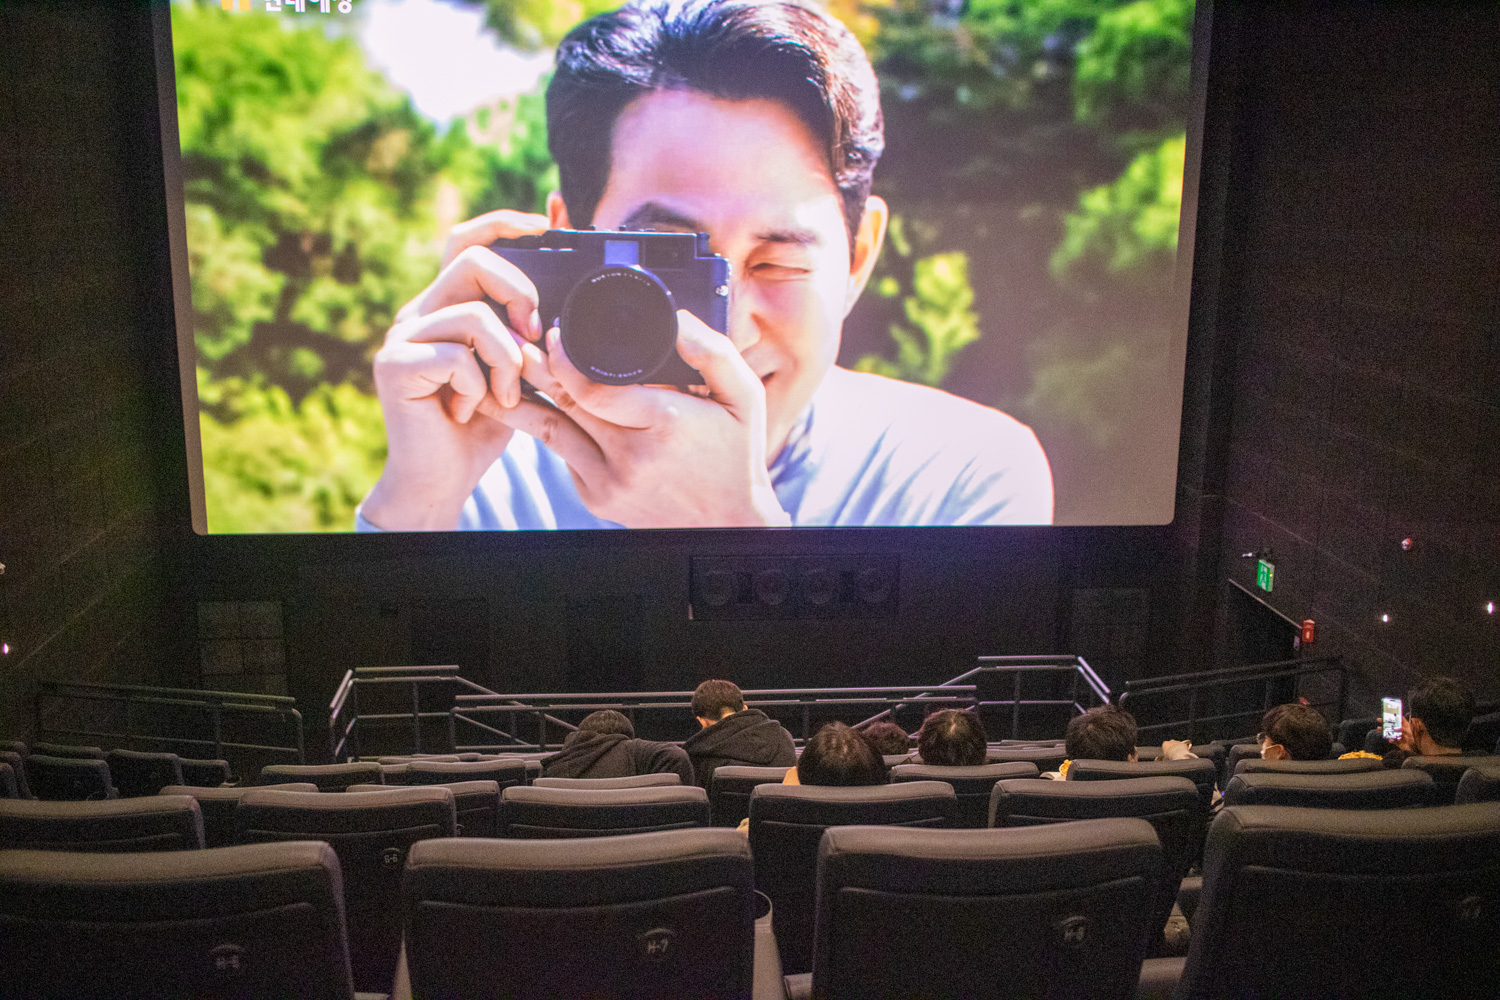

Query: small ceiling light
left=1, top=643, right=8, bottom=655
left=1380, top=613, right=1391, bottom=623
left=1488, top=602, right=1495, bottom=615
left=1401, top=537, right=1414, bottom=551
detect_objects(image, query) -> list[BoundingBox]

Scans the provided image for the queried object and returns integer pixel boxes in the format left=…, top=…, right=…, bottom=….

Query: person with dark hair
left=1040, top=705, right=1140, bottom=779
left=1258, top=703, right=1334, bottom=762
left=916, top=709, right=987, bottom=767
left=541, top=709, right=695, bottom=783
left=787, top=722, right=887, bottom=786
left=861, top=720, right=913, bottom=759
left=359, top=0, right=1052, bottom=533
left=1377, top=677, right=1478, bottom=767
left=682, top=679, right=796, bottom=788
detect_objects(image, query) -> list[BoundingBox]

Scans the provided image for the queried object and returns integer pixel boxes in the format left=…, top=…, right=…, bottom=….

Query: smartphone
left=1381, top=697, right=1403, bottom=741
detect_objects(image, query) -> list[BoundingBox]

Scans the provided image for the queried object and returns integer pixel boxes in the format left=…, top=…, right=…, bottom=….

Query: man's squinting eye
left=749, top=262, right=812, bottom=279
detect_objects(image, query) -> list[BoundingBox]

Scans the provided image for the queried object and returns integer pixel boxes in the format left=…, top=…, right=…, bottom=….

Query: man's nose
left=725, top=284, right=761, bottom=353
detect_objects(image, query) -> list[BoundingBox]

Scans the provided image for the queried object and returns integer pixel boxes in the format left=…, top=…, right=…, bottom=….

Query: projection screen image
left=158, top=0, right=1204, bottom=532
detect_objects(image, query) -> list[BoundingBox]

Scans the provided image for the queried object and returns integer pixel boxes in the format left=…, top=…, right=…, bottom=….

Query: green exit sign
left=1256, top=559, right=1275, bottom=592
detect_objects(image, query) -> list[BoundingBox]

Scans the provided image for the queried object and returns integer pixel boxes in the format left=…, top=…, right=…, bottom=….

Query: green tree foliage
left=452, top=0, right=621, bottom=50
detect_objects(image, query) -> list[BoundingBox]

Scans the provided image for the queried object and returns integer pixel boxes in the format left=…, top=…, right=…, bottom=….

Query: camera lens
left=560, top=266, right=677, bottom=384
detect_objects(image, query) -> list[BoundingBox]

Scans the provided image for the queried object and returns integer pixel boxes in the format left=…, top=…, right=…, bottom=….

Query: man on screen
left=357, top=0, right=1053, bottom=531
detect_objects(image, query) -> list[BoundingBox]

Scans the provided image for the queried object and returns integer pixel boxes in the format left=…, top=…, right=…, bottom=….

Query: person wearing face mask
left=1256, top=703, right=1335, bottom=762
left=356, top=0, right=1053, bottom=533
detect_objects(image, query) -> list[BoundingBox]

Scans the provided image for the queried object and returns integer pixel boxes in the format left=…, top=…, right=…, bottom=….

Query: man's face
left=568, top=89, right=883, bottom=458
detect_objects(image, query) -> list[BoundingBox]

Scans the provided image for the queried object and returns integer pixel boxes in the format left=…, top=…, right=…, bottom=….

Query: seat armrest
left=1136, top=956, right=1185, bottom=1000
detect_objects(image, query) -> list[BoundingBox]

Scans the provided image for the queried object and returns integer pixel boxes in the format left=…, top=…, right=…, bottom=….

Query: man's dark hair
left=692, top=679, right=745, bottom=720
left=861, top=720, right=911, bottom=756
left=1065, top=706, right=1138, bottom=762
left=548, top=0, right=884, bottom=253
left=796, top=722, right=886, bottom=786
left=577, top=709, right=635, bottom=737
left=916, top=709, right=987, bottom=767
left=1408, top=676, right=1476, bottom=748
left=1261, top=703, right=1333, bottom=761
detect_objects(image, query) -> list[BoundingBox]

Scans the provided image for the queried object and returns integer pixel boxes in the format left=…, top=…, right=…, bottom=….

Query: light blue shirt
left=358, top=367, right=1053, bottom=530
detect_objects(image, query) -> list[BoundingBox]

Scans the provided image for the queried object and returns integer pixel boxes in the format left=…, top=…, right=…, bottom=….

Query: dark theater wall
left=1209, top=4, right=1500, bottom=712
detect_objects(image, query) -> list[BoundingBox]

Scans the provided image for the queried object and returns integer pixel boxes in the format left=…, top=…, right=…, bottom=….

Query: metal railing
left=857, top=655, right=1112, bottom=739
left=1118, top=655, right=1347, bottom=740
left=36, top=680, right=305, bottom=763
left=453, top=686, right=981, bottom=752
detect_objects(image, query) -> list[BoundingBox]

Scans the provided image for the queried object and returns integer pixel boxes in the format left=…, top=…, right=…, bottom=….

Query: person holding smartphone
left=357, top=0, right=1053, bottom=532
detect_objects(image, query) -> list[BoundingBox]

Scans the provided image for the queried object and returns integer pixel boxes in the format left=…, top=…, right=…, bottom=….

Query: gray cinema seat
left=257, top=762, right=382, bottom=791
left=106, top=749, right=185, bottom=798
left=160, top=783, right=319, bottom=848
left=891, top=760, right=1040, bottom=828
left=24, top=755, right=118, bottom=801
left=347, top=779, right=502, bottom=837
left=0, top=795, right=204, bottom=851
left=533, top=772, right=683, bottom=789
left=708, top=765, right=792, bottom=827
left=498, top=784, right=710, bottom=838
left=1233, top=756, right=1384, bottom=778
left=1222, top=769, right=1441, bottom=809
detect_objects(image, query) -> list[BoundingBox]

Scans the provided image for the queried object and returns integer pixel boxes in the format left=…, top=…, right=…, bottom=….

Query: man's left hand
left=498, top=310, right=791, bottom=528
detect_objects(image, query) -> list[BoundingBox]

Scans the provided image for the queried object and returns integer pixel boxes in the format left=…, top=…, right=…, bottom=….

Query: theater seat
left=891, top=761, right=1039, bottom=828
left=404, top=759, right=528, bottom=790
left=1234, top=756, right=1384, bottom=777
left=0, top=763, right=17, bottom=799
left=1455, top=763, right=1500, bottom=805
left=498, top=785, right=710, bottom=838
left=348, top=780, right=502, bottom=837
left=1067, top=757, right=1217, bottom=813
left=403, top=830, right=757, bottom=1000
left=533, top=772, right=682, bottom=788
left=1223, top=769, right=1441, bottom=809
left=1463, top=711, right=1500, bottom=754
left=1402, top=755, right=1499, bottom=803
left=748, top=781, right=955, bottom=976
left=0, top=841, right=355, bottom=1000
left=106, top=749, right=184, bottom=798
left=30, top=742, right=106, bottom=760
left=0, top=795, right=205, bottom=851
left=236, top=786, right=456, bottom=993
left=161, top=783, right=319, bottom=848
left=178, top=757, right=233, bottom=787
left=708, top=765, right=792, bottom=827
left=990, top=775, right=1198, bottom=954
left=1223, top=742, right=1261, bottom=777
left=25, top=755, right=118, bottom=801
left=258, top=762, right=382, bottom=791
left=1151, top=803, right=1500, bottom=1000
left=0, top=751, right=30, bottom=799
left=804, top=819, right=1163, bottom=1000
left=983, top=745, right=1068, bottom=773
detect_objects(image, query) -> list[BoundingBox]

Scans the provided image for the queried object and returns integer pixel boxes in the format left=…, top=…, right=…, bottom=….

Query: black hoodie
left=682, top=709, right=797, bottom=788
left=541, top=731, right=695, bottom=784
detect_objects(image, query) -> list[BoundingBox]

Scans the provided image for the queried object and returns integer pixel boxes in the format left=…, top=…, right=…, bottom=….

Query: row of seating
left=0, top=743, right=231, bottom=801
left=3, top=801, right=1498, bottom=999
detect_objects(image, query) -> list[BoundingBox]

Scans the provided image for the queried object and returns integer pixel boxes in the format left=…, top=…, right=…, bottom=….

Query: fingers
left=496, top=396, right=607, bottom=484
left=543, top=326, right=685, bottom=430
left=401, top=301, right=527, bottom=409
left=374, top=340, right=492, bottom=424
left=402, top=246, right=543, bottom=342
left=442, top=209, right=549, bottom=269
left=672, top=310, right=764, bottom=419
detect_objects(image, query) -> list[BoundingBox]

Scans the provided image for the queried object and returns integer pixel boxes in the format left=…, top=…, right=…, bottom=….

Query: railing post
left=349, top=682, right=360, bottom=761
left=291, top=708, right=306, bottom=763
left=802, top=701, right=811, bottom=742
left=1186, top=687, right=1198, bottom=740
left=1011, top=671, right=1022, bottom=739
left=537, top=710, right=547, bottom=753
left=210, top=702, right=224, bottom=761
left=412, top=680, right=423, bottom=754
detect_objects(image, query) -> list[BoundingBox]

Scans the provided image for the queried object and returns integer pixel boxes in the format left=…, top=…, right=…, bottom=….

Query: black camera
left=489, top=229, right=730, bottom=386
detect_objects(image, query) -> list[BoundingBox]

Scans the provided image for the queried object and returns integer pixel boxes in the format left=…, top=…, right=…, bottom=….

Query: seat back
left=179, top=757, right=233, bottom=787
left=811, top=819, right=1164, bottom=1000
left=347, top=780, right=501, bottom=837
left=235, top=787, right=456, bottom=991
left=161, top=783, right=318, bottom=848
left=1224, top=742, right=1261, bottom=776
left=106, top=749, right=185, bottom=798
left=405, top=759, right=528, bottom=791
left=708, top=765, right=792, bottom=827
left=984, top=746, right=1068, bottom=772
left=498, top=785, right=710, bottom=838
left=1463, top=711, right=1500, bottom=754
left=258, top=762, right=382, bottom=791
left=1067, top=757, right=1217, bottom=811
left=990, top=776, right=1199, bottom=951
left=1336, top=716, right=1378, bottom=757
left=1223, top=769, right=1440, bottom=809
left=891, top=761, right=1039, bottom=827
left=30, top=742, right=105, bottom=760
left=0, top=795, right=205, bottom=851
left=748, top=781, right=956, bottom=975
left=0, top=763, right=17, bottom=799
left=1403, top=755, right=1498, bottom=803
left=1178, top=803, right=1500, bottom=1000
left=533, top=772, right=682, bottom=789
left=0, top=841, right=354, bottom=1000
left=404, top=830, right=755, bottom=999
left=26, top=755, right=117, bottom=801
left=1234, top=756, right=1384, bottom=778
left=0, top=751, right=30, bottom=799
left=1456, top=764, right=1500, bottom=805
left=377, top=755, right=461, bottom=764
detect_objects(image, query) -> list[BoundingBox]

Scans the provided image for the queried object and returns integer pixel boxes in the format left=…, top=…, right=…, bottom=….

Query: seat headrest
left=749, top=780, right=954, bottom=824
left=1455, top=764, right=1500, bottom=805
left=1223, top=769, right=1440, bottom=808
left=1234, top=756, right=1384, bottom=777
left=892, top=761, right=1040, bottom=782
left=347, top=780, right=498, bottom=797
left=501, top=785, right=707, bottom=807
left=0, top=795, right=204, bottom=851
left=533, top=773, right=682, bottom=788
left=236, top=787, right=456, bottom=835
left=711, top=766, right=793, bottom=784
left=990, top=775, right=1200, bottom=824
left=160, top=783, right=318, bottom=800
left=406, top=760, right=528, bottom=780
left=106, top=749, right=178, bottom=762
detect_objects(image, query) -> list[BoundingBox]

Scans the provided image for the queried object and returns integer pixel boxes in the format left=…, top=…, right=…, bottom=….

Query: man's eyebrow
left=620, top=202, right=702, bottom=232
left=753, top=227, right=821, bottom=247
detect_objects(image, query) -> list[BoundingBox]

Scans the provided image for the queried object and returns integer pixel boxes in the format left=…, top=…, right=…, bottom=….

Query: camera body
left=490, top=229, right=730, bottom=385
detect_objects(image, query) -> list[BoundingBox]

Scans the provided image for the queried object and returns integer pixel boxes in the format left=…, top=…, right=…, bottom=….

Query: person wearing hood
left=541, top=709, right=694, bottom=784
left=682, top=679, right=797, bottom=789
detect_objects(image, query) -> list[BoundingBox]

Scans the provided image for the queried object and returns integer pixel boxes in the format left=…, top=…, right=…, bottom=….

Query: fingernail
left=506, top=384, right=519, bottom=408
left=529, top=309, right=542, bottom=341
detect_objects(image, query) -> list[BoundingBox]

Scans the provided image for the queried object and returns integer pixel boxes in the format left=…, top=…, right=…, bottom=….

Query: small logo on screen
left=222, top=1, right=355, bottom=12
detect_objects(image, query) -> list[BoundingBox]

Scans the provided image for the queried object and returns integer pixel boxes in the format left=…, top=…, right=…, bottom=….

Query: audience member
left=1046, top=705, right=1139, bottom=779
left=681, top=679, right=796, bottom=788
left=915, top=709, right=988, bottom=767
left=542, top=710, right=694, bottom=784
left=861, top=720, right=914, bottom=758
left=1258, top=703, right=1334, bottom=761
left=1379, top=677, right=1477, bottom=768
left=784, top=722, right=887, bottom=787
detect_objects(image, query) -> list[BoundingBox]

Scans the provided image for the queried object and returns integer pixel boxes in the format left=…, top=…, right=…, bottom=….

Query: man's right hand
left=361, top=210, right=550, bottom=530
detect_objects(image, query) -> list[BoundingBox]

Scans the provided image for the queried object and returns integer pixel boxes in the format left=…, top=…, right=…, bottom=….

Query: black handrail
left=1118, top=655, right=1347, bottom=739
left=36, top=680, right=305, bottom=763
